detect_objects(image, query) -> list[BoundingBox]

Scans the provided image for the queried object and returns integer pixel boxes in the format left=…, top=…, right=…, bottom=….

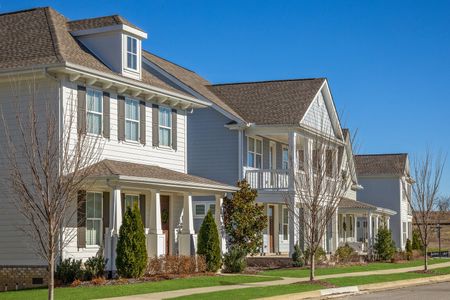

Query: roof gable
left=354, top=153, right=409, bottom=177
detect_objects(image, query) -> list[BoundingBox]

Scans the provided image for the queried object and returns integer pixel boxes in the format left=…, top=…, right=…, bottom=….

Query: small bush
left=292, top=244, right=304, bottom=267
left=146, top=255, right=206, bottom=275
left=374, top=227, right=396, bottom=261
left=304, top=247, right=326, bottom=265
left=335, top=243, right=357, bottom=264
left=56, top=258, right=83, bottom=284
left=223, top=246, right=247, bottom=273
left=84, top=253, right=108, bottom=280
left=412, top=229, right=423, bottom=251
left=70, top=279, right=82, bottom=287
left=91, top=277, right=106, bottom=285
left=405, top=239, right=413, bottom=260
left=197, top=210, right=222, bottom=272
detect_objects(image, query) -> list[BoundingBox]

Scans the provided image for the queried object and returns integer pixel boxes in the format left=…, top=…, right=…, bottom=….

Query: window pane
left=159, top=128, right=171, bottom=146
left=209, top=204, right=216, bottom=214
left=126, top=100, right=139, bottom=120
left=94, top=193, right=102, bottom=218
left=87, top=113, right=102, bottom=135
left=159, top=108, right=171, bottom=127
left=255, top=154, right=262, bottom=168
left=248, top=138, right=255, bottom=152
left=132, top=38, right=137, bottom=53
left=127, top=36, right=132, bottom=52
left=125, top=121, right=138, bottom=141
left=248, top=152, right=255, bottom=168
left=87, top=193, right=95, bottom=218
left=256, top=139, right=262, bottom=154
left=195, top=204, right=205, bottom=216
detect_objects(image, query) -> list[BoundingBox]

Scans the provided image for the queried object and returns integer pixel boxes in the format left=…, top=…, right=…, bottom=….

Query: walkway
left=100, top=261, right=450, bottom=300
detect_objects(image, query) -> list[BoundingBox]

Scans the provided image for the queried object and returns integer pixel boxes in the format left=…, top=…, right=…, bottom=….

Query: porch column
left=332, top=211, right=339, bottom=252
left=387, top=217, right=390, bottom=230
left=368, top=211, right=373, bottom=256
left=110, top=186, right=121, bottom=271
left=288, top=199, right=300, bottom=257
left=215, top=194, right=226, bottom=254
left=179, top=192, right=196, bottom=256
left=354, top=214, right=358, bottom=241
left=374, top=215, right=379, bottom=236
left=148, top=190, right=165, bottom=257
left=288, top=131, right=299, bottom=256
left=288, top=131, right=298, bottom=189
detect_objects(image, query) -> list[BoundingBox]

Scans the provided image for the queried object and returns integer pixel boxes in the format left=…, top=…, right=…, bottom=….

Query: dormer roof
left=67, top=15, right=143, bottom=32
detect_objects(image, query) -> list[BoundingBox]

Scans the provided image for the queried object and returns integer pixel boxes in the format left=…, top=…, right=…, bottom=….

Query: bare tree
left=284, top=127, right=354, bottom=281
left=1, top=78, right=103, bottom=300
left=402, top=151, right=446, bottom=271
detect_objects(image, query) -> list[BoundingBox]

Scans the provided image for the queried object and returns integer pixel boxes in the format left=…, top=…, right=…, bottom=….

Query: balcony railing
left=245, top=169, right=290, bottom=191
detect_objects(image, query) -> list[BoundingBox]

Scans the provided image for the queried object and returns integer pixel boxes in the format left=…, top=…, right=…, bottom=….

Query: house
left=354, top=154, right=413, bottom=250
left=0, top=7, right=236, bottom=289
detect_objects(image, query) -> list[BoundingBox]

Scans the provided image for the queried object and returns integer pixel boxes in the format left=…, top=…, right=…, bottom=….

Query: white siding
left=301, top=91, right=335, bottom=137
left=0, top=77, right=59, bottom=265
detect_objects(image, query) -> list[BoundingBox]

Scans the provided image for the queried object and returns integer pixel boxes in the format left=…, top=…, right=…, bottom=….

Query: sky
left=1, top=0, right=450, bottom=194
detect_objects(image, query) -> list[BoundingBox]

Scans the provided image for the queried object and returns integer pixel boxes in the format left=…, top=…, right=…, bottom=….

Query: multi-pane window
left=126, top=36, right=138, bottom=70
left=86, top=192, right=102, bottom=246
left=282, top=147, right=289, bottom=169
left=283, top=207, right=289, bottom=241
left=86, top=89, right=102, bottom=135
left=247, top=137, right=262, bottom=168
left=326, top=150, right=334, bottom=177
left=194, top=203, right=216, bottom=218
left=159, top=107, right=172, bottom=147
left=124, top=195, right=139, bottom=211
left=125, top=98, right=139, bottom=141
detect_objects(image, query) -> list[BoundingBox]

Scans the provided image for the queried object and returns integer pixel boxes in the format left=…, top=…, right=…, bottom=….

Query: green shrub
left=84, top=253, right=108, bottom=280
left=292, top=244, right=304, bottom=267
left=56, top=258, right=83, bottom=284
left=405, top=239, right=413, bottom=260
left=335, top=243, right=357, bottom=263
left=412, top=229, right=423, bottom=251
left=223, top=246, right=247, bottom=273
left=304, top=246, right=326, bottom=265
left=197, top=210, right=222, bottom=272
left=374, top=226, right=396, bottom=261
left=116, top=203, right=148, bottom=278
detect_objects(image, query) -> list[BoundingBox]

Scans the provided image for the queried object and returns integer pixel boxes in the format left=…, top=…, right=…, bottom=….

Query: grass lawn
left=260, top=258, right=450, bottom=278
left=171, top=266, right=450, bottom=300
left=0, top=275, right=279, bottom=300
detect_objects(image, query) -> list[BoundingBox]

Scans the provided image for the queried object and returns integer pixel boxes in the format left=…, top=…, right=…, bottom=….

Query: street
left=338, top=282, right=450, bottom=299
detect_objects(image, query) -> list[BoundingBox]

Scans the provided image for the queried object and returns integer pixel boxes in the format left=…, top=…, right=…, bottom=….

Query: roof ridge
left=67, top=14, right=121, bottom=23
left=43, top=7, right=65, bottom=64
left=142, top=50, right=197, bottom=74
left=0, top=6, right=48, bottom=17
left=355, top=153, right=408, bottom=157
left=211, top=77, right=326, bottom=86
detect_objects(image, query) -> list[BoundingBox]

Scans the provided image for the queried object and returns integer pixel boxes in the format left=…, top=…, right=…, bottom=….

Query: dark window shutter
left=117, top=96, right=125, bottom=141
left=139, top=101, right=146, bottom=145
left=152, top=104, right=159, bottom=146
left=139, top=194, right=146, bottom=226
left=77, top=190, right=87, bottom=248
left=103, top=92, right=110, bottom=139
left=77, top=86, right=86, bottom=134
left=121, top=193, right=126, bottom=217
left=103, top=192, right=110, bottom=235
left=171, top=109, right=177, bottom=151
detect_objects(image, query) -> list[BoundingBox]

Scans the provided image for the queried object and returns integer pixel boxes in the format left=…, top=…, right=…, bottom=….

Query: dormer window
left=126, top=36, right=138, bottom=70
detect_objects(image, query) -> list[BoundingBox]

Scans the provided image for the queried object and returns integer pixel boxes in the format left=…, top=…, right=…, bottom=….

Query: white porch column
left=288, top=131, right=299, bottom=256
left=332, top=211, right=339, bottom=252
left=374, top=215, right=379, bottom=236
left=273, top=204, right=280, bottom=254
left=148, top=190, right=165, bottom=257
left=179, top=192, right=196, bottom=256
left=215, top=194, right=226, bottom=253
left=387, top=217, right=390, bottom=230
left=354, top=214, right=358, bottom=241
left=109, top=186, right=121, bottom=271
left=368, top=211, right=373, bottom=256
left=288, top=131, right=298, bottom=190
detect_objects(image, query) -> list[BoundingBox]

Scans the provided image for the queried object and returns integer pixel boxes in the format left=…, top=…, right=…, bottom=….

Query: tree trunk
left=310, top=252, right=315, bottom=281
left=48, top=251, right=54, bottom=300
left=424, top=245, right=428, bottom=271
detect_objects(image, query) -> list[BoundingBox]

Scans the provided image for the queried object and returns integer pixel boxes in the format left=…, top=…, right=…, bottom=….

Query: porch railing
left=245, top=169, right=290, bottom=190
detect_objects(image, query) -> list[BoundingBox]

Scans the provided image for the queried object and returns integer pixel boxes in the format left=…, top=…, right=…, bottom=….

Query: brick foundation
left=0, top=266, right=48, bottom=291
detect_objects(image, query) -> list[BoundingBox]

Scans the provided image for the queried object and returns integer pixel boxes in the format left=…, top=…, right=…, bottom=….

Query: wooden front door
left=160, top=196, right=170, bottom=255
left=268, top=205, right=275, bottom=253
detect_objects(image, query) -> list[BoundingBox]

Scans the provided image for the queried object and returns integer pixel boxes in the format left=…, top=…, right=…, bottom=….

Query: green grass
left=169, top=283, right=323, bottom=300
left=260, top=258, right=450, bottom=278
left=0, top=275, right=279, bottom=300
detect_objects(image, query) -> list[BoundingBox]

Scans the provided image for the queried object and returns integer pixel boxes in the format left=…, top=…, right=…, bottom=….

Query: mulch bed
left=292, top=280, right=336, bottom=288
left=410, top=270, right=436, bottom=274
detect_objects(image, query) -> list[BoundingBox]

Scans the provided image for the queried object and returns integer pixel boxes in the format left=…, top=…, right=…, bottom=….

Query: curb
left=258, top=274, right=450, bottom=300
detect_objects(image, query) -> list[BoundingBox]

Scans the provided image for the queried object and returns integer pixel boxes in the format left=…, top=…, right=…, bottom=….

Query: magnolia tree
left=1, top=79, right=103, bottom=300
left=402, top=151, right=446, bottom=271
left=284, top=128, right=354, bottom=281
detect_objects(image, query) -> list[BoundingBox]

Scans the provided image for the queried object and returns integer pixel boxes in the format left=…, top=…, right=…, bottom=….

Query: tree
left=1, top=80, right=103, bottom=300
left=412, top=228, right=423, bottom=251
left=405, top=239, right=413, bottom=260
left=284, top=127, right=354, bottom=281
left=116, top=203, right=148, bottom=278
left=223, top=180, right=267, bottom=255
left=401, top=151, right=446, bottom=271
left=197, top=210, right=222, bottom=272
left=374, top=226, right=396, bottom=261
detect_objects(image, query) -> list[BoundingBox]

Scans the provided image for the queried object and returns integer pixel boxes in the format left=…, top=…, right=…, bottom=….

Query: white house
left=0, top=7, right=235, bottom=288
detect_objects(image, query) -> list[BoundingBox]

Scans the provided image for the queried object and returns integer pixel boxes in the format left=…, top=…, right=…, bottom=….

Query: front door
left=160, top=196, right=170, bottom=255
left=268, top=205, right=275, bottom=253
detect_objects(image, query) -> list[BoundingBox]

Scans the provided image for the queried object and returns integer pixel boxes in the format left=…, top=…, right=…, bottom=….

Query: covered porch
left=68, top=159, right=236, bottom=272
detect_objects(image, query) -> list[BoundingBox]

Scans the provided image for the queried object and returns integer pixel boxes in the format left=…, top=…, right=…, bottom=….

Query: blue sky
left=2, top=1, right=450, bottom=194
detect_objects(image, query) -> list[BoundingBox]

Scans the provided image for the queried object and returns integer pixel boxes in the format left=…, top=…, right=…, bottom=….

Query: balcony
left=245, top=168, right=290, bottom=191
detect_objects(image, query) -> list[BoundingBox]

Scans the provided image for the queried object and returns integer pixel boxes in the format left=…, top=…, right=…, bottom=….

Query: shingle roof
left=89, top=159, right=235, bottom=190
left=142, top=51, right=244, bottom=120
left=67, top=15, right=143, bottom=32
left=354, top=154, right=408, bottom=176
left=0, top=7, right=190, bottom=97
left=208, top=78, right=326, bottom=125
left=338, top=198, right=377, bottom=210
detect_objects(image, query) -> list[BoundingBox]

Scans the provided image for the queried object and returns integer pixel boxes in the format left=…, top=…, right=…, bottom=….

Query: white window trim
left=125, top=35, right=138, bottom=72
left=194, top=202, right=216, bottom=218
left=125, top=98, right=140, bottom=142
left=86, top=192, right=103, bottom=247
left=282, top=207, right=289, bottom=241
left=158, top=106, right=172, bottom=148
left=86, top=87, right=103, bottom=136
left=282, top=146, right=289, bottom=170
left=247, top=136, right=263, bottom=169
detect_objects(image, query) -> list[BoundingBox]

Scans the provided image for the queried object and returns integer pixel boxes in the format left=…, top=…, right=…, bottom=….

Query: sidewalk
left=100, top=261, right=450, bottom=300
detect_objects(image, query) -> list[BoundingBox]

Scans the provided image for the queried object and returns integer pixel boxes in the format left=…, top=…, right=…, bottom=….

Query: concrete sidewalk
left=100, top=261, right=450, bottom=300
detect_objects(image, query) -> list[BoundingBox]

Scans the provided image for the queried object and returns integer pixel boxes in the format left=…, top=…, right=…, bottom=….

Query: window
left=282, top=147, right=289, bottom=169
left=283, top=207, right=289, bottom=241
left=247, top=137, right=262, bottom=168
left=86, top=88, right=102, bottom=135
left=125, top=98, right=139, bottom=141
left=326, top=150, right=334, bottom=177
left=313, top=149, right=322, bottom=173
left=297, top=149, right=304, bottom=171
left=126, top=36, right=138, bottom=70
left=194, top=203, right=215, bottom=218
left=86, top=192, right=102, bottom=246
left=159, top=107, right=172, bottom=147
left=124, top=195, right=139, bottom=210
